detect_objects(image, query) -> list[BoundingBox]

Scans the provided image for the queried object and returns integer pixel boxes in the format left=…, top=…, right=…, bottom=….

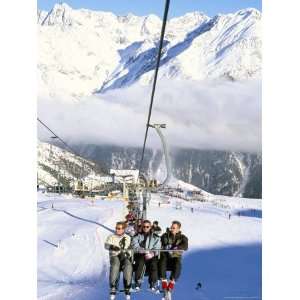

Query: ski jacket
left=152, top=225, right=162, bottom=236
left=125, top=212, right=136, bottom=222
left=131, top=232, right=161, bottom=255
left=125, top=224, right=136, bottom=237
left=161, top=230, right=188, bottom=258
left=105, top=233, right=132, bottom=257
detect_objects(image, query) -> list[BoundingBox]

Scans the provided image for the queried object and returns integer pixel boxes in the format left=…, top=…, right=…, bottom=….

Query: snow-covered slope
left=37, top=192, right=261, bottom=299
left=37, top=141, right=106, bottom=187
left=38, top=3, right=261, bottom=98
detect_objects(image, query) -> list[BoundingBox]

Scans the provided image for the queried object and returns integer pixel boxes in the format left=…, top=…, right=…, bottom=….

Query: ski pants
left=134, top=253, right=159, bottom=286
left=159, top=253, right=182, bottom=281
left=109, top=255, right=133, bottom=290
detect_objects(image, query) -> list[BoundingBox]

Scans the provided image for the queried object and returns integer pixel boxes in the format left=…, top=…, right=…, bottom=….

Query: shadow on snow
left=39, top=243, right=261, bottom=300
left=233, top=209, right=262, bottom=219
left=175, top=243, right=262, bottom=300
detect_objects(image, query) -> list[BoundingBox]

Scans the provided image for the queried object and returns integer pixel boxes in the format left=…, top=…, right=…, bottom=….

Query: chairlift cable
left=37, top=118, right=81, bottom=158
left=138, top=0, right=170, bottom=176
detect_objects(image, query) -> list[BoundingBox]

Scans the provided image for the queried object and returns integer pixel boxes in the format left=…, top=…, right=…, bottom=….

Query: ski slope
left=37, top=192, right=261, bottom=300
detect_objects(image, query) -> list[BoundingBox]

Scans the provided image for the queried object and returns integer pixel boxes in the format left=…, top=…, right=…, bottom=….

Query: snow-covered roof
left=110, top=169, right=139, bottom=184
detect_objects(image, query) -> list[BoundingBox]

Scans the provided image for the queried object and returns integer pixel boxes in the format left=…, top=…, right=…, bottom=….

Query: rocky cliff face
left=74, top=144, right=261, bottom=198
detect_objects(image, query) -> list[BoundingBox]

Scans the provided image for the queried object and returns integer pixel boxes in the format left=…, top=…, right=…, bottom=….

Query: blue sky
left=38, top=0, right=262, bottom=17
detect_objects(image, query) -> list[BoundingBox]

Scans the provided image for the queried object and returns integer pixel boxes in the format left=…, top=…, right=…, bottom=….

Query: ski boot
left=161, top=279, right=168, bottom=290
left=168, top=280, right=175, bottom=290
left=149, top=282, right=160, bottom=294
left=109, top=294, right=116, bottom=300
left=133, top=281, right=141, bottom=292
left=124, top=288, right=131, bottom=300
left=110, top=287, right=117, bottom=300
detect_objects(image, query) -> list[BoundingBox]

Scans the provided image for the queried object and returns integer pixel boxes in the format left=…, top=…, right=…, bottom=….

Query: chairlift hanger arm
left=138, top=0, right=171, bottom=175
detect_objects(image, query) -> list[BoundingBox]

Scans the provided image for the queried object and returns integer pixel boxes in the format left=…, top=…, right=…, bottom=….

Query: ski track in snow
left=38, top=192, right=261, bottom=300
left=38, top=193, right=125, bottom=300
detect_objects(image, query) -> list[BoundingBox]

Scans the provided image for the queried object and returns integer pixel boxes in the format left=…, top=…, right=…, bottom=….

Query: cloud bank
left=38, top=79, right=261, bottom=153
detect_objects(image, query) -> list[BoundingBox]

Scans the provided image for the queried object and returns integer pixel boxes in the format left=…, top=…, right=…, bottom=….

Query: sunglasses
left=143, top=226, right=151, bottom=229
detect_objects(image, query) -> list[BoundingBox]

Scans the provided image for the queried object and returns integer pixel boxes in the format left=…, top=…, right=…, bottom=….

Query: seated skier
left=105, top=221, right=133, bottom=300
left=125, top=220, right=136, bottom=237
left=125, top=211, right=136, bottom=223
left=159, top=220, right=188, bottom=292
left=134, top=218, right=143, bottom=235
left=131, top=220, right=161, bottom=291
left=152, top=220, right=162, bottom=236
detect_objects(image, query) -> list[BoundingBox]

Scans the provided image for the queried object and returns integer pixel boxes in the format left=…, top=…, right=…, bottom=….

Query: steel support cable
left=37, top=118, right=80, bottom=157
left=37, top=118, right=88, bottom=179
left=138, top=0, right=170, bottom=175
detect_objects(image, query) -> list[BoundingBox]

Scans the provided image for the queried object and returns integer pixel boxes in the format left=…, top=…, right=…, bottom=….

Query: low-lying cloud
left=38, top=79, right=261, bottom=153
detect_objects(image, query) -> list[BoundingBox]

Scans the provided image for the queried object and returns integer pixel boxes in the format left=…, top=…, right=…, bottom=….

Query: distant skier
left=159, top=221, right=189, bottom=292
left=152, top=221, right=162, bottom=236
left=134, top=218, right=143, bottom=234
left=125, top=220, right=136, bottom=237
left=105, top=222, right=133, bottom=300
left=125, top=211, right=136, bottom=223
left=131, top=220, right=161, bottom=291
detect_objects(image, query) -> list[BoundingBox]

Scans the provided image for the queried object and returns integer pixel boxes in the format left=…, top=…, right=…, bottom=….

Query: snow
left=167, top=177, right=201, bottom=192
left=38, top=4, right=261, bottom=99
left=38, top=193, right=125, bottom=299
left=38, top=191, right=261, bottom=299
left=37, top=141, right=107, bottom=187
left=110, top=169, right=139, bottom=184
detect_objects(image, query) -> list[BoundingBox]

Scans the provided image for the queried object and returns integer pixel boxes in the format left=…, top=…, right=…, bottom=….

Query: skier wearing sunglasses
left=131, top=220, right=161, bottom=291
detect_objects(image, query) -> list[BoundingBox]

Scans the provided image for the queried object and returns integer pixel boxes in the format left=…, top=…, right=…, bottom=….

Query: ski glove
left=145, top=251, right=155, bottom=261
left=118, top=251, right=126, bottom=261
left=166, top=244, right=172, bottom=250
left=110, top=245, right=120, bottom=251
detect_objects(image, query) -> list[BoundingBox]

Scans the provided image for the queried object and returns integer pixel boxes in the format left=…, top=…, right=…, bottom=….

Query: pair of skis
left=162, top=289, right=172, bottom=300
left=109, top=293, right=130, bottom=300
left=117, top=287, right=172, bottom=300
left=147, top=287, right=172, bottom=300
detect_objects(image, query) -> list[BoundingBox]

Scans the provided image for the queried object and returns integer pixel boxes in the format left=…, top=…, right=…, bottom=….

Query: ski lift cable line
left=38, top=118, right=110, bottom=179
left=37, top=117, right=81, bottom=158
left=138, top=0, right=170, bottom=176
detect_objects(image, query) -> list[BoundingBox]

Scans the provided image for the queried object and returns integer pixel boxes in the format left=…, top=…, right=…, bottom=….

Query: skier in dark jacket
left=131, top=220, right=161, bottom=291
left=159, top=220, right=188, bottom=291
left=152, top=220, right=162, bottom=236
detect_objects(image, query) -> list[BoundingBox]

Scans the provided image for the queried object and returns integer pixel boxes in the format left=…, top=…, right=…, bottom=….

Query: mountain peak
left=40, top=2, right=73, bottom=26
left=53, top=2, right=73, bottom=11
left=38, top=6, right=261, bottom=96
left=219, top=8, right=261, bottom=19
left=181, top=11, right=208, bottom=19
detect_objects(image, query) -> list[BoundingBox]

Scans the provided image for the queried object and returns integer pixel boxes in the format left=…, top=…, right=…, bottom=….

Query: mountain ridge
left=38, top=3, right=261, bottom=98
left=37, top=3, right=262, bottom=198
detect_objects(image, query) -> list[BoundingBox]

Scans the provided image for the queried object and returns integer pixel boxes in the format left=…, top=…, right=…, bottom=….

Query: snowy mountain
left=37, top=3, right=262, bottom=198
left=37, top=141, right=106, bottom=187
left=38, top=3, right=261, bottom=98
left=72, top=144, right=261, bottom=198
left=37, top=141, right=206, bottom=194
